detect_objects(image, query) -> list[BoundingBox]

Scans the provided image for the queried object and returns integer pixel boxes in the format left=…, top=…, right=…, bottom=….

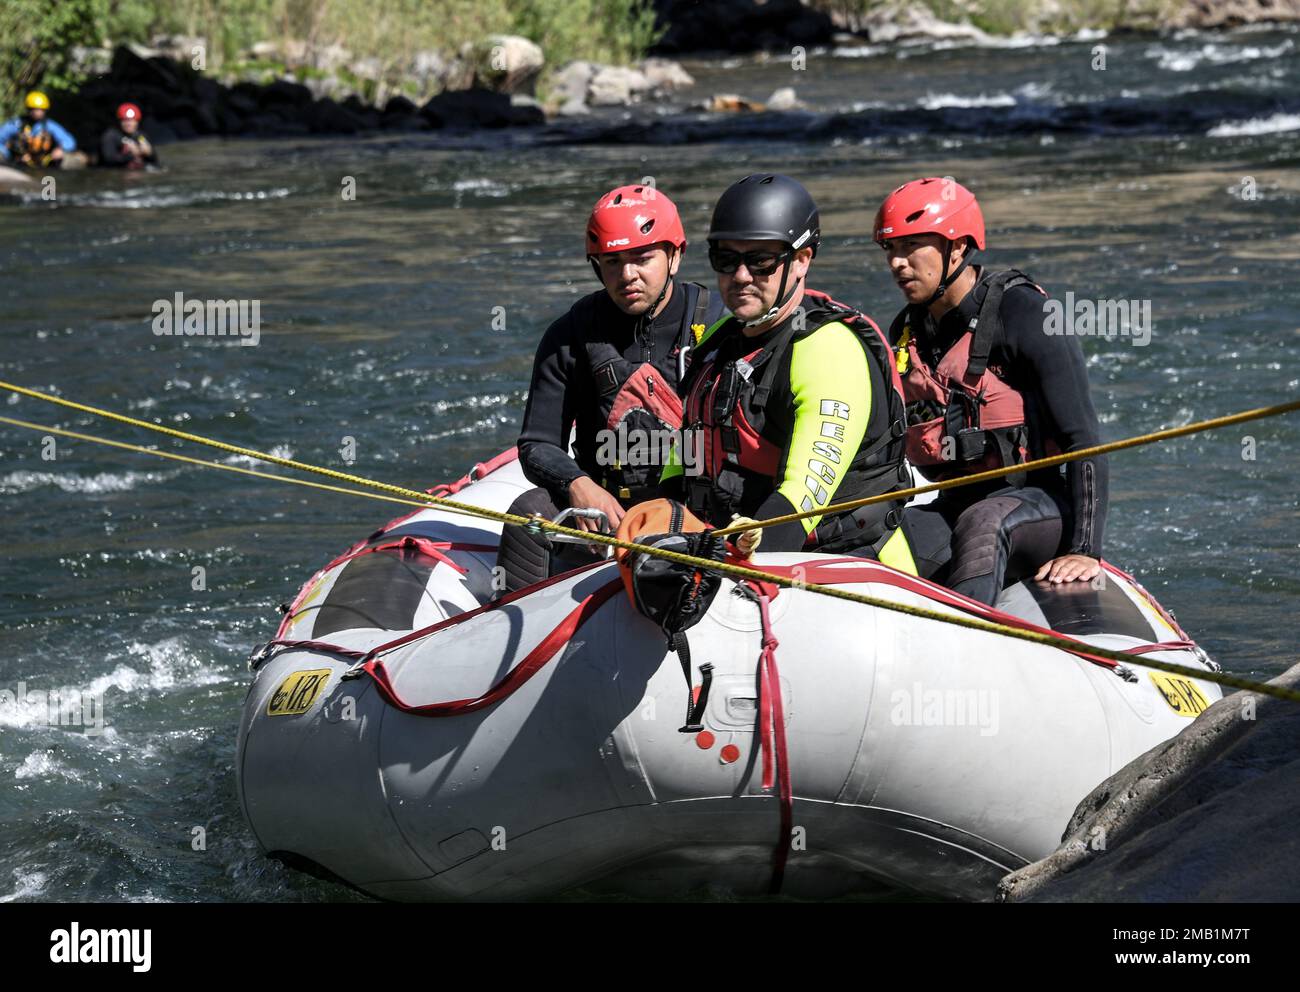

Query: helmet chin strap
left=924, top=238, right=976, bottom=308
left=649, top=268, right=672, bottom=317
left=742, top=253, right=801, bottom=329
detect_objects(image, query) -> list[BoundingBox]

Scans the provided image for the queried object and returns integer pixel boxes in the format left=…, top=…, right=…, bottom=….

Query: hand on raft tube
left=1035, top=553, right=1101, bottom=584
left=728, top=515, right=763, bottom=558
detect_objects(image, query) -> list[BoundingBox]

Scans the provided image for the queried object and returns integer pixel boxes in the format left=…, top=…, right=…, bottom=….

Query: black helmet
left=707, top=173, right=820, bottom=257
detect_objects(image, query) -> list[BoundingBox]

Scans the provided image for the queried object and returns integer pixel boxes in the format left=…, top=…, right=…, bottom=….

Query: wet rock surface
left=999, top=662, right=1300, bottom=902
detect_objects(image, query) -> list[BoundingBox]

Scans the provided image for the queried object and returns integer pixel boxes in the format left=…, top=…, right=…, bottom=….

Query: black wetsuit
left=499, top=278, right=724, bottom=591
left=894, top=271, right=1109, bottom=604
left=99, top=127, right=159, bottom=168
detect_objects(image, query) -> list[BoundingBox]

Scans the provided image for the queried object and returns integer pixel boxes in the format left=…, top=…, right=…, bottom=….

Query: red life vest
left=681, top=290, right=909, bottom=550
left=893, top=269, right=1058, bottom=483
left=583, top=282, right=715, bottom=505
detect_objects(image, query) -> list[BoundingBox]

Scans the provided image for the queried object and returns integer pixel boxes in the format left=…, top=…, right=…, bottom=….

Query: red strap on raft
left=358, top=578, right=623, bottom=716
left=366, top=446, right=520, bottom=537
left=425, top=446, right=519, bottom=498
left=327, top=535, right=484, bottom=575
left=757, top=558, right=1134, bottom=670
left=744, top=580, right=792, bottom=894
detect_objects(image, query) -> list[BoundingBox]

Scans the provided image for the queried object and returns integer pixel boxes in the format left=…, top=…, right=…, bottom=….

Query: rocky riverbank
left=27, top=0, right=1300, bottom=158
left=999, top=661, right=1300, bottom=902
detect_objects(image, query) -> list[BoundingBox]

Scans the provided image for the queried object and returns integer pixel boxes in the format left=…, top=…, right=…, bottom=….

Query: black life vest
left=890, top=268, right=1057, bottom=488
left=581, top=281, right=716, bottom=506
left=681, top=290, right=909, bottom=552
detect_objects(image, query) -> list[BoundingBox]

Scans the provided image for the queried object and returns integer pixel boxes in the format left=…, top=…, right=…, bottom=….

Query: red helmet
left=585, top=184, right=687, bottom=258
left=873, top=177, right=986, bottom=250
left=117, top=103, right=142, bottom=121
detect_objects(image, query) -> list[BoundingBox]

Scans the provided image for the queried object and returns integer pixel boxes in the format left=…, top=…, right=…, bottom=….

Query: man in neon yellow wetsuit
left=662, top=173, right=915, bottom=568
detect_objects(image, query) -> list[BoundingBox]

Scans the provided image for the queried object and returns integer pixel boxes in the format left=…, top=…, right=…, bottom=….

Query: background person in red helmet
left=99, top=103, right=159, bottom=169
left=874, top=177, right=1109, bottom=605
left=497, top=182, right=726, bottom=592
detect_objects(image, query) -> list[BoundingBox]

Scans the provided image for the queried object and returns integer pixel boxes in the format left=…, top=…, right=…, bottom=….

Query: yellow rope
left=715, top=398, right=1300, bottom=535
left=3, top=383, right=1298, bottom=703
left=0, top=415, right=436, bottom=510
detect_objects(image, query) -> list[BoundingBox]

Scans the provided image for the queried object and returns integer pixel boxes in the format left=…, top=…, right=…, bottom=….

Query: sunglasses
left=708, top=247, right=791, bottom=276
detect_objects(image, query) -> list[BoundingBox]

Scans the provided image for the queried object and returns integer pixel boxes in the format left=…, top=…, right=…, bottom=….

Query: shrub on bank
left=0, top=0, right=663, bottom=117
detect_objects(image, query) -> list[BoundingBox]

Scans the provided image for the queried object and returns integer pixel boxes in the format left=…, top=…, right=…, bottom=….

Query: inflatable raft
left=236, top=450, right=1221, bottom=901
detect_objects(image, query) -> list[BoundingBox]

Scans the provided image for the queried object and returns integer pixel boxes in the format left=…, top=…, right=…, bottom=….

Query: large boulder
left=650, top=0, right=834, bottom=54
left=473, top=35, right=545, bottom=96
left=420, top=86, right=543, bottom=128
left=109, top=44, right=181, bottom=91
left=587, top=65, right=652, bottom=106
left=258, top=79, right=313, bottom=109
left=304, top=97, right=361, bottom=134
left=999, top=661, right=1300, bottom=902
left=551, top=60, right=597, bottom=106
left=859, top=2, right=995, bottom=44
left=641, top=57, right=694, bottom=92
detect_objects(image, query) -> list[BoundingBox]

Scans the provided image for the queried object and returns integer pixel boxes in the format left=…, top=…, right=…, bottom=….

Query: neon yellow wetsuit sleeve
left=660, top=444, right=684, bottom=482
left=775, top=320, right=872, bottom=537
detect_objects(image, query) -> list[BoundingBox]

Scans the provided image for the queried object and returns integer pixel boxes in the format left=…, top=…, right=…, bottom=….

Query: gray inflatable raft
left=236, top=452, right=1221, bottom=901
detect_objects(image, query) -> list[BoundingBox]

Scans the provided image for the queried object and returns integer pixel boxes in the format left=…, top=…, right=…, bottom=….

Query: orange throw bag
left=613, top=498, right=726, bottom=733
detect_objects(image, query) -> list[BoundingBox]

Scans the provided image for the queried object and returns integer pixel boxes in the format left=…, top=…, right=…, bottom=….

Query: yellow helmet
left=25, top=91, right=50, bottom=110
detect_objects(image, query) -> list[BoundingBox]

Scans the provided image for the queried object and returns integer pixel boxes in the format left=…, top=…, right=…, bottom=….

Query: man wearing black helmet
left=663, top=174, right=914, bottom=565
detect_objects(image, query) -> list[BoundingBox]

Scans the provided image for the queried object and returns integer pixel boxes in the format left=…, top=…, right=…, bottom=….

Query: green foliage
left=511, top=0, right=663, bottom=68
left=0, top=0, right=104, bottom=116
left=0, top=0, right=663, bottom=115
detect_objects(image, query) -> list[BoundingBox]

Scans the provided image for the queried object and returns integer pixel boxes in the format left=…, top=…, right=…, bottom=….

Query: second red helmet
left=586, top=184, right=687, bottom=257
left=117, top=103, right=142, bottom=121
left=873, top=177, right=986, bottom=250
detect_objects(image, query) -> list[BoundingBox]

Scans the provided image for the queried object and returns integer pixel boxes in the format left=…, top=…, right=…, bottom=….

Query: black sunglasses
left=708, top=247, right=791, bottom=276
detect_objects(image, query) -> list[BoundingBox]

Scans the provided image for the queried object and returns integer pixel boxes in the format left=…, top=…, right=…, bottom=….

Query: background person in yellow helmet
left=0, top=91, right=79, bottom=168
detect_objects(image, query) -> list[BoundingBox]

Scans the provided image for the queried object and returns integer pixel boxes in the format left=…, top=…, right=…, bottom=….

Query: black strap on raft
left=674, top=634, right=713, bottom=733
left=623, top=500, right=727, bottom=732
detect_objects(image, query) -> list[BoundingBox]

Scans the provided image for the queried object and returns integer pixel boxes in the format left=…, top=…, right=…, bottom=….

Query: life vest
left=119, top=133, right=149, bottom=170
left=893, top=268, right=1059, bottom=486
left=681, top=290, right=909, bottom=552
left=11, top=125, right=55, bottom=167
left=583, top=281, right=715, bottom=506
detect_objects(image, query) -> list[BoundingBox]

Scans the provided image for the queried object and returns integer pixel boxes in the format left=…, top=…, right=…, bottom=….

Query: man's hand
left=729, top=515, right=763, bottom=558
left=136, top=136, right=152, bottom=155
left=50, top=147, right=63, bottom=162
left=1035, top=553, right=1100, bottom=584
left=567, top=476, right=624, bottom=533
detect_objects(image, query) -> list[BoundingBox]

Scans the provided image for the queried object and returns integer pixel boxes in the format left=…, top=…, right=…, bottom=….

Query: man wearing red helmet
left=499, top=183, right=726, bottom=591
left=874, top=177, right=1109, bottom=605
left=99, top=103, right=159, bottom=169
